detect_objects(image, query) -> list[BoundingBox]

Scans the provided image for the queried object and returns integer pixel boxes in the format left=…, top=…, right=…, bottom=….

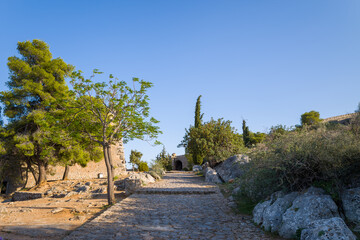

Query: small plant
left=138, top=162, right=149, bottom=172
left=318, top=230, right=325, bottom=237
left=233, top=193, right=257, bottom=215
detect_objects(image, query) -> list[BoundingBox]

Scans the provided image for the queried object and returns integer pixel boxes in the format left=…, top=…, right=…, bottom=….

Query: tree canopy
left=0, top=40, right=98, bottom=185
left=180, top=118, right=245, bottom=166
left=70, top=70, right=161, bottom=204
left=129, top=150, right=143, bottom=170
left=301, top=110, right=321, bottom=126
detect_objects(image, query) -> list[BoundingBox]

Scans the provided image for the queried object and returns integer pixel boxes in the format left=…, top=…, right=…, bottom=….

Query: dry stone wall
left=25, top=140, right=126, bottom=188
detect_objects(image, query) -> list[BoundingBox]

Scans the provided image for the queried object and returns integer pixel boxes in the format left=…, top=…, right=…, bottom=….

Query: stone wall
left=24, top=140, right=127, bottom=188
left=171, top=155, right=188, bottom=170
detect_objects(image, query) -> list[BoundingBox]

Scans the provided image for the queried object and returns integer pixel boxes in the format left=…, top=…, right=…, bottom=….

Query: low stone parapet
left=12, top=191, right=44, bottom=201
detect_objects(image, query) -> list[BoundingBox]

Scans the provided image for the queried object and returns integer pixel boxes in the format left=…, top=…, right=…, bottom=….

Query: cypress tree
left=193, top=95, right=203, bottom=165
left=195, top=95, right=202, bottom=128
left=242, top=120, right=251, bottom=148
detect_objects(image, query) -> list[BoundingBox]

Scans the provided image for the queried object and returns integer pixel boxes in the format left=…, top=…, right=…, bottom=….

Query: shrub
left=150, top=160, right=165, bottom=177
left=138, top=161, right=149, bottom=172
left=236, top=122, right=360, bottom=202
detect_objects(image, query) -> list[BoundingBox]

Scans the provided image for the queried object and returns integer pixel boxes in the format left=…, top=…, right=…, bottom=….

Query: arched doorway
left=175, top=160, right=183, bottom=170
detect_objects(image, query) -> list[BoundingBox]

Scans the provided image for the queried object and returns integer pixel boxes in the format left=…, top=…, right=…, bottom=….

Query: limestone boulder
left=192, top=165, right=202, bottom=172
left=124, top=172, right=156, bottom=195
left=214, top=154, right=249, bottom=182
left=262, top=192, right=299, bottom=233
left=279, top=187, right=340, bottom=238
left=253, top=200, right=272, bottom=225
left=341, top=187, right=360, bottom=232
left=204, top=167, right=222, bottom=184
left=149, top=171, right=161, bottom=180
left=124, top=178, right=141, bottom=196
left=301, top=217, right=356, bottom=240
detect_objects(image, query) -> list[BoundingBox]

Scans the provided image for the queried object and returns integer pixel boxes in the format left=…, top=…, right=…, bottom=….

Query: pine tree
left=0, top=40, right=100, bottom=185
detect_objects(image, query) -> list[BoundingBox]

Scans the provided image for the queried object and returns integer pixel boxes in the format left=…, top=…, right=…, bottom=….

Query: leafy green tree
left=250, top=132, right=266, bottom=145
left=155, top=147, right=172, bottom=171
left=0, top=40, right=95, bottom=185
left=138, top=161, right=149, bottom=172
left=301, top=111, right=321, bottom=126
left=180, top=118, right=245, bottom=166
left=129, top=150, right=143, bottom=171
left=242, top=120, right=266, bottom=147
left=70, top=70, right=161, bottom=205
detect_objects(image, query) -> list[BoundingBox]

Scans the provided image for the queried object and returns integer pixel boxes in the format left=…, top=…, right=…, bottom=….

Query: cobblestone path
left=64, top=172, right=281, bottom=240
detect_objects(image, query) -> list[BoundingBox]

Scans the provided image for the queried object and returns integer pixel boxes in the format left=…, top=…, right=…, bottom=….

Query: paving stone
left=64, top=172, right=281, bottom=240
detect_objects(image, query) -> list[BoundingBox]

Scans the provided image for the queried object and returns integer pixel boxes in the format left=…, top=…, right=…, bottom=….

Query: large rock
left=301, top=217, right=356, bottom=240
left=192, top=165, right=202, bottom=172
left=214, top=154, right=249, bottom=182
left=279, top=187, right=340, bottom=238
left=262, top=192, right=299, bottom=233
left=124, top=178, right=141, bottom=196
left=124, top=172, right=156, bottom=195
left=204, top=167, right=222, bottom=184
left=342, top=187, right=360, bottom=232
left=253, top=200, right=272, bottom=225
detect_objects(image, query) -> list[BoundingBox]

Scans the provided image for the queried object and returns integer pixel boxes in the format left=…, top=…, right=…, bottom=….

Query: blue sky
left=1, top=1, right=360, bottom=167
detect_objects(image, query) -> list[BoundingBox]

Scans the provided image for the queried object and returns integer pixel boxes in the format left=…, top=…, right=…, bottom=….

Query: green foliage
left=193, top=95, right=203, bottom=165
left=301, top=110, right=321, bottom=126
left=312, top=180, right=340, bottom=202
left=0, top=40, right=98, bottom=185
left=268, top=125, right=292, bottom=140
left=138, top=161, right=149, bottom=172
left=194, top=95, right=203, bottom=128
left=242, top=120, right=251, bottom=148
left=155, top=147, right=172, bottom=171
left=250, top=132, right=266, bottom=145
left=237, top=121, right=360, bottom=203
left=70, top=69, right=161, bottom=204
left=129, top=150, right=143, bottom=169
left=180, top=118, right=246, bottom=166
left=233, top=193, right=257, bottom=215
left=150, top=160, right=165, bottom=177
left=242, top=120, right=266, bottom=147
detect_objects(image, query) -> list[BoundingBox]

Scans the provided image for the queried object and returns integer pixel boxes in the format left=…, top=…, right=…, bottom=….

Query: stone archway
left=175, top=160, right=183, bottom=170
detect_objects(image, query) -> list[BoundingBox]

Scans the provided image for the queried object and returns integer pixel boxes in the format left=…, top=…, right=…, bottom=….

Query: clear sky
left=1, top=1, right=360, bottom=167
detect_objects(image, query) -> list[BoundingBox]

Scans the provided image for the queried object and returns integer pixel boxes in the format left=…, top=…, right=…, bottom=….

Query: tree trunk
left=106, top=146, right=115, bottom=178
left=37, top=162, right=47, bottom=185
left=62, top=165, right=70, bottom=180
left=103, top=145, right=115, bottom=205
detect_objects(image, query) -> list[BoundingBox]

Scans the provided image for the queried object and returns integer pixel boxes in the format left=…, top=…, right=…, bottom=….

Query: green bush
left=138, top=161, right=149, bottom=172
left=236, top=121, right=360, bottom=202
left=150, top=160, right=165, bottom=177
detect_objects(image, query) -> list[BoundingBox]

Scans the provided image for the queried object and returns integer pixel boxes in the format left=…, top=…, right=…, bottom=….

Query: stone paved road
left=64, top=172, right=281, bottom=240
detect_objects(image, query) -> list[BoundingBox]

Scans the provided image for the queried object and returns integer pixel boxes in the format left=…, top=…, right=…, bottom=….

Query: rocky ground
left=0, top=178, right=127, bottom=240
